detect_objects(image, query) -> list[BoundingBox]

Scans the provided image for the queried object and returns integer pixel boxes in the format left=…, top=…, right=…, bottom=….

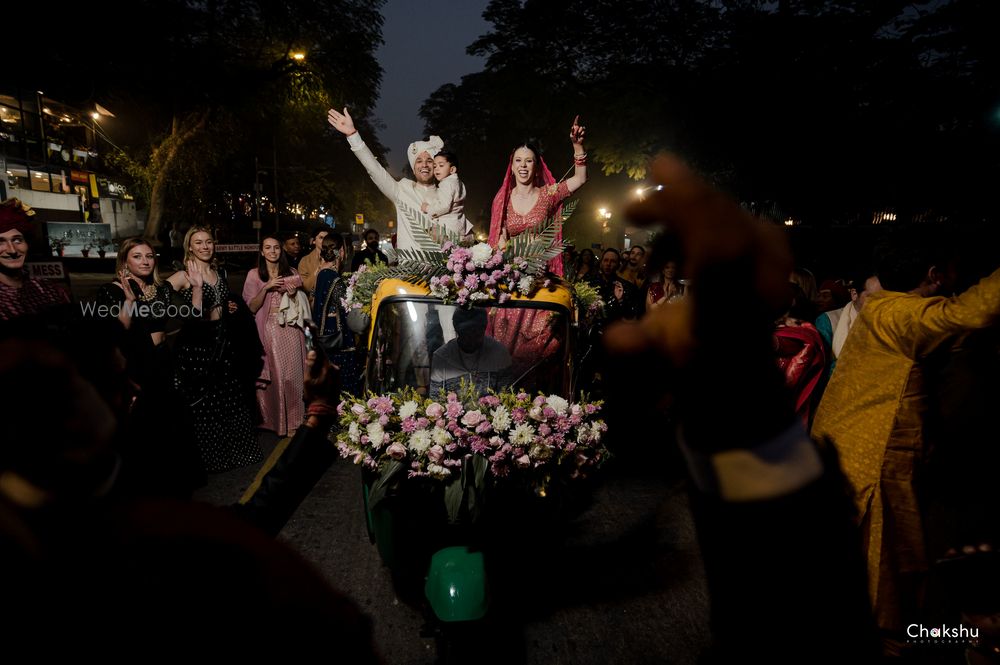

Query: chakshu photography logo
left=907, top=623, right=979, bottom=645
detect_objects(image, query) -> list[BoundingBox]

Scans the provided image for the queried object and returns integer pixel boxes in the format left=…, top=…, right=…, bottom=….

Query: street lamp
left=597, top=207, right=612, bottom=231
left=634, top=185, right=664, bottom=200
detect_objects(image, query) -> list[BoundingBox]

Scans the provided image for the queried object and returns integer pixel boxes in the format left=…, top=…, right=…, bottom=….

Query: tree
left=421, top=0, right=999, bottom=225
left=13, top=0, right=392, bottom=241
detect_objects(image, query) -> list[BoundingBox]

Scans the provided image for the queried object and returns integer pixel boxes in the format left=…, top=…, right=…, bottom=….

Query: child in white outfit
left=420, top=151, right=473, bottom=238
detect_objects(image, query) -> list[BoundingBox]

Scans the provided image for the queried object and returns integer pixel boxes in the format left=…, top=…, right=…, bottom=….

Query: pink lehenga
left=486, top=152, right=572, bottom=383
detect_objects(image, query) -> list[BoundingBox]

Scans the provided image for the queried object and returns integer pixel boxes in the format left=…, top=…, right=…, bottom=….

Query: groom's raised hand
left=327, top=107, right=357, bottom=137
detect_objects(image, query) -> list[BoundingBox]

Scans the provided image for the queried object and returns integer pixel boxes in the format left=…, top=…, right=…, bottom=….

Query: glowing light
left=90, top=112, right=99, bottom=120
left=291, top=52, right=306, bottom=61
left=784, top=218, right=795, bottom=226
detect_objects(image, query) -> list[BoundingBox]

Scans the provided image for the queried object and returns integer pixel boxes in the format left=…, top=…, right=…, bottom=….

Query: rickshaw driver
left=430, top=308, right=512, bottom=394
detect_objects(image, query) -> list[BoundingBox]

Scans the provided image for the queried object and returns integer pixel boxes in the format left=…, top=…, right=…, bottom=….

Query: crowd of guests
left=3, top=177, right=999, bottom=661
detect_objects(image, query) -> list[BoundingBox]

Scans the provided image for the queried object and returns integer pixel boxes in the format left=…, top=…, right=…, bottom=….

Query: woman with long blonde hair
left=168, top=226, right=261, bottom=473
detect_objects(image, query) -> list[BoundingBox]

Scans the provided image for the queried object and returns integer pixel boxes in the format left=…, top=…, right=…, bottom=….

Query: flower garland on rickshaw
left=336, top=385, right=607, bottom=481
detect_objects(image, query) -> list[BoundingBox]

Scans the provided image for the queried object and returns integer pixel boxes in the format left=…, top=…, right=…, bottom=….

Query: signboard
left=26, top=261, right=72, bottom=300
left=355, top=213, right=364, bottom=225
left=215, top=243, right=259, bottom=253
left=27, top=261, right=66, bottom=280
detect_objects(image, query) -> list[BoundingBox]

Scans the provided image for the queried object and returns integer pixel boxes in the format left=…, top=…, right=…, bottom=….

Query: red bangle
left=306, top=402, right=337, bottom=418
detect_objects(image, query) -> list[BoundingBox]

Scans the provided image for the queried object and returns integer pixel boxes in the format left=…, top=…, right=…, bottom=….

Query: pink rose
left=386, top=442, right=407, bottom=460
left=515, top=454, right=531, bottom=468
left=427, top=445, right=444, bottom=463
left=426, top=403, right=444, bottom=419
left=351, top=404, right=366, bottom=416
left=379, top=414, right=389, bottom=426
left=461, top=410, right=484, bottom=426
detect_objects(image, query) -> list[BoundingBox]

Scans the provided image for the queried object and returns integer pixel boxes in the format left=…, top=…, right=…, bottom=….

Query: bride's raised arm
left=565, top=115, right=587, bottom=193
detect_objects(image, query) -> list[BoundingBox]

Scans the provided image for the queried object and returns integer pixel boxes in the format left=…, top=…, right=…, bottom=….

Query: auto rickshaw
left=358, top=277, right=587, bottom=631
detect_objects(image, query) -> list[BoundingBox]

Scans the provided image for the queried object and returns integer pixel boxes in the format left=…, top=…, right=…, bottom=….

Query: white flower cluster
left=470, top=242, right=494, bottom=267
left=399, top=400, right=419, bottom=420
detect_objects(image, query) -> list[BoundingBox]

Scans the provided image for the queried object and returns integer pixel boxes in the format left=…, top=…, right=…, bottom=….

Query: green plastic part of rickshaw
left=424, top=546, right=489, bottom=622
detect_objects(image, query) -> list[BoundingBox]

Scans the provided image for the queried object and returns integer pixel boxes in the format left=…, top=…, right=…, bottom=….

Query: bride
left=486, top=117, right=587, bottom=383
left=488, top=116, right=587, bottom=275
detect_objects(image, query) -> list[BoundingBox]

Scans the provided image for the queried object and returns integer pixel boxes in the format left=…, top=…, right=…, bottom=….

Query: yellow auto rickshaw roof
left=371, top=277, right=574, bottom=324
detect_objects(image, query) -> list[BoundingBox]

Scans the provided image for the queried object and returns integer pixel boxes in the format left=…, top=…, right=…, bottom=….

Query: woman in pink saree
left=243, top=236, right=308, bottom=437
left=486, top=117, right=588, bottom=381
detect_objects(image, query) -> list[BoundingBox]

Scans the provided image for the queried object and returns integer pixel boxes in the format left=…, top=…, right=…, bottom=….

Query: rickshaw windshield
left=367, top=300, right=570, bottom=398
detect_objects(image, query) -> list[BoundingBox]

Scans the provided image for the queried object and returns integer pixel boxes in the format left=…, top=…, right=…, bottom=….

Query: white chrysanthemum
left=590, top=421, right=604, bottom=442
left=518, top=276, right=533, bottom=293
left=490, top=405, right=511, bottom=432
left=546, top=395, right=569, bottom=416
left=366, top=422, right=385, bottom=447
left=432, top=426, right=452, bottom=446
left=510, top=423, right=536, bottom=446
left=529, top=443, right=553, bottom=461
left=427, top=463, right=451, bottom=479
left=471, top=242, right=494, bottom=267
left=348, top=422, right=361, bottom=443
left=430, top=283, right=449, bottom=299
left=399, top=400, right=419, bottom=420
left=469, top=291, right=489, bottom=301
left=409, top=429, right=432, bottom=454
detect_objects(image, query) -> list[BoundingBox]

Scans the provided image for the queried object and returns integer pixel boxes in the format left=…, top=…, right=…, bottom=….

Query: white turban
left=407, top=135, right=444, bottom=172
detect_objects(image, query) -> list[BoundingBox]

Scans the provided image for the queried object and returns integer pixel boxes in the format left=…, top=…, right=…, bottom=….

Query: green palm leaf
left=398, top=201, right=465, bottom=251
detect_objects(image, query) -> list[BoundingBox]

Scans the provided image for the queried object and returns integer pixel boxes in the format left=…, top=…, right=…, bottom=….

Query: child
left=420, top=151, right=473, bottom=239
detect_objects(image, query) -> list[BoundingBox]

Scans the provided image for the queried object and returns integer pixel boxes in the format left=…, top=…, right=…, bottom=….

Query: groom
left=327, top=107, right=443, bottom=253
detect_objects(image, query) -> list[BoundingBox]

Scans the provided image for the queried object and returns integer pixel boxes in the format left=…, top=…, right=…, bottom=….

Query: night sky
left=373, top=0, right=491, bottom=175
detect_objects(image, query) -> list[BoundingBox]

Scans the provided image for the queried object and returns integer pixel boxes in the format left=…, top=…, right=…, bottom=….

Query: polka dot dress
left=174, top=277, right=262, bottom=473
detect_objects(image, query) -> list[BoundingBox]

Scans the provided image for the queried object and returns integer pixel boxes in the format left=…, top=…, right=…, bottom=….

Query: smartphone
left=304, top=324, right=315, bottom=352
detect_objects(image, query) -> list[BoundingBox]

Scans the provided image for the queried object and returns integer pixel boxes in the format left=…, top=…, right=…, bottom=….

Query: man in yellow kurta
left=812, top=256, right=1000, bottom=645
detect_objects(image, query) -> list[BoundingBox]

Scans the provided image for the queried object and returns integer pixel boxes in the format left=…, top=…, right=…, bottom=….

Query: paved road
left=195, top=441, right=711, bottom=665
